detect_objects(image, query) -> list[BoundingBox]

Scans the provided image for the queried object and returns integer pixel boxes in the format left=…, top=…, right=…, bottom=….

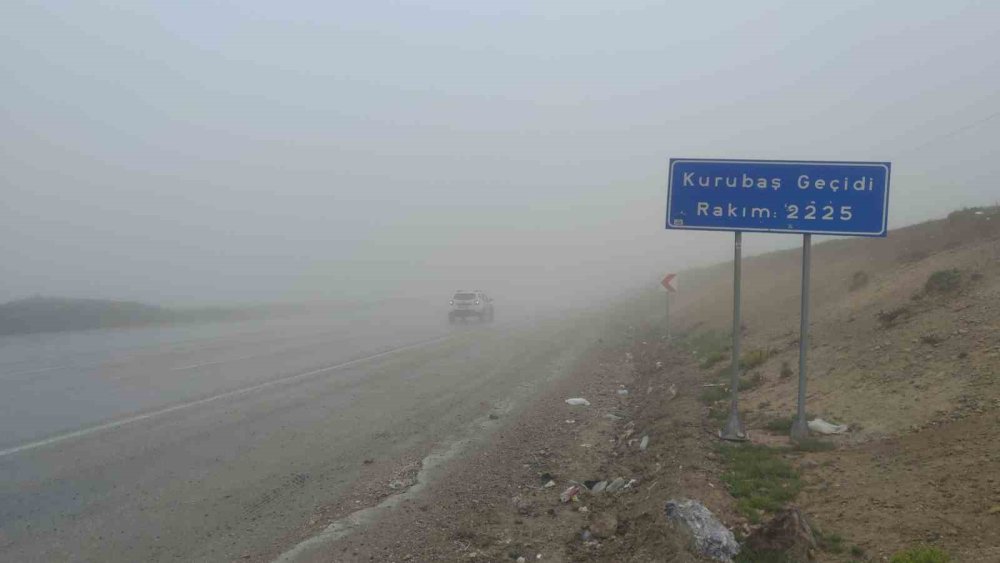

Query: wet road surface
left=0, top=305, right=600, bottom=561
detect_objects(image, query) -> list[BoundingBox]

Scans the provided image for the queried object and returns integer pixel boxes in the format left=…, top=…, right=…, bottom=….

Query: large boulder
left=664, top=499, right=739, bottom=562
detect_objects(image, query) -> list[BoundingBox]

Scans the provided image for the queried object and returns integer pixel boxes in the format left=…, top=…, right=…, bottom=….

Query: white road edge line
left=273, top=402, right=516, bottom=562
left=0, top=335, right=452, bottom=459
left=1, top=364, right=75, bottom=378
left=170, top=353, right=266, bottom=371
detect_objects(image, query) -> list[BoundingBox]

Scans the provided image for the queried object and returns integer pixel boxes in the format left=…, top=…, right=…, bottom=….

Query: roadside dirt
left=679, top=207, right=1000, bottom=561
left=274, top=207, right=1000, bottom=562
left=296, top=326, right=737, bottom=563
left=797, top=410, right=1000, bottom=562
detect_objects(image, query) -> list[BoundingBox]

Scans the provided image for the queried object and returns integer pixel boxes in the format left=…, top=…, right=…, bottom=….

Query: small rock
left=517, top=557, right=526, bottom=563
left=581, top=530, right=593, bottom=541
left=543, top=480, right=556, bottom=489
left=605, top=477, right=627, bottom=493
left=591, top=481, right=608, bottom=493
left=988, top=505, right=1000, bottom=515
left=565, top=398, right=591, bottom=406
left=578, top=506, right=589, bottom=513
left=589, top=512, right=619, bottom=539
left=617, top=389, right=629, bottom=396
left=640, top=435, right=650, bottom=451
left=511, top=495, right=533, bottom=515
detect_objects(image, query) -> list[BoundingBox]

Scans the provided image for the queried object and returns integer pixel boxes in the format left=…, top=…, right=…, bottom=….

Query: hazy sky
left=3, top=1, right=998, bottom=305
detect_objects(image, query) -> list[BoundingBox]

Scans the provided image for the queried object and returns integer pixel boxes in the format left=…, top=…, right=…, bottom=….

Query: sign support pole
left=664, top=291, right=671, bottom=339
left=721, top=231, right=747, bottom=441
left=791, top=234, right=812, bottom=441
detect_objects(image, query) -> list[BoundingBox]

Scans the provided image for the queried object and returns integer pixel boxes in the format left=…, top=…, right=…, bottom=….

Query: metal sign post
left=721, top=231, right=747, bottom=440
left=666, top=158, right=891, bottom=442
left=661, top=273, right=677, bottom=339
left=790, top=234, right=812, bottom=441
left=664, top=291, right=671, bottom=339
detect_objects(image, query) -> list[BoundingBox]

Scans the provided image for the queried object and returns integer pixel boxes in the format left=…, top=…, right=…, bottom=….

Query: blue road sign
left=666, top=159, right=891, bottom=236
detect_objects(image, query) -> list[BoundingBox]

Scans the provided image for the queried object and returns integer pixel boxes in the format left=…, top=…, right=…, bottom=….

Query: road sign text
left=667, top=159, right=891, bottom=236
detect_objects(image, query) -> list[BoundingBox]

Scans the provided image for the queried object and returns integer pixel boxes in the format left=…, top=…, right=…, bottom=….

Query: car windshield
left=453, top=293, right=476, bottom=300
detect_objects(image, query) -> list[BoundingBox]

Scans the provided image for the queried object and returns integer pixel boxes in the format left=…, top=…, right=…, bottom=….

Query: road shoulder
left=285, top=324, right=733, bottom=562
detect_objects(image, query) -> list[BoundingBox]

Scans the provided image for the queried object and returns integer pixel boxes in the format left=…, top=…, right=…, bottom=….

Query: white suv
left=448, top=290, right=494, bottom=323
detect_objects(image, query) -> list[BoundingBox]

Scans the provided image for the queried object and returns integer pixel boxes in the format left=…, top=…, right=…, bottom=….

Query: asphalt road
left=0, top=304, right=600, bottom=562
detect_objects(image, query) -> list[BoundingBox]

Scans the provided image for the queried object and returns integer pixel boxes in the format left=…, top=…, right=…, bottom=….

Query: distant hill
left=0, top=296, right=255, bottom=337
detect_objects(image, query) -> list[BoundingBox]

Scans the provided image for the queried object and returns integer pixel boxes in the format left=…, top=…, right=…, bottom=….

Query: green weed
left=890, top=546, right=951, bottom=563
left=762, top=416, right=794, bottom=433
left=700, top=371, right=763, bottom=405
left=707, top=405, right=729, bottom=421
left=684, top=330, right=731, bottom=369
left=699, top=385, right=729, bottom=404
left=700, top=350, right=727, bottom=369
left=925, top=269, right=961, bottom=293
left=741, top=347, right=775, bottom=370
left=719, top=444, right=801, bottom=523
left=792, top=437, right=836, bottom=452
left=816, top=529, right=845, bottom=554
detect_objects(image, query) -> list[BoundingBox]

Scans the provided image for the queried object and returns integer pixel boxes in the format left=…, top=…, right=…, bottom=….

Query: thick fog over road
left=3, top=2, right=1000, bottom=562
left=3, top=1, right=999, bottom=307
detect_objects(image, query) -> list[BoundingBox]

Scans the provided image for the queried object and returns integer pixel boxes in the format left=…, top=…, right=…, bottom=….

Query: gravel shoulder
left=282, top=317, right=736, bottom=563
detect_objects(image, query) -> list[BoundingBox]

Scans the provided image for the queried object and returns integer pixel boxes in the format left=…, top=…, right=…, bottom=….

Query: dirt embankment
left=290, top=207, right=999, bottom=562
left=671, top=206, right=1000, bottom=561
